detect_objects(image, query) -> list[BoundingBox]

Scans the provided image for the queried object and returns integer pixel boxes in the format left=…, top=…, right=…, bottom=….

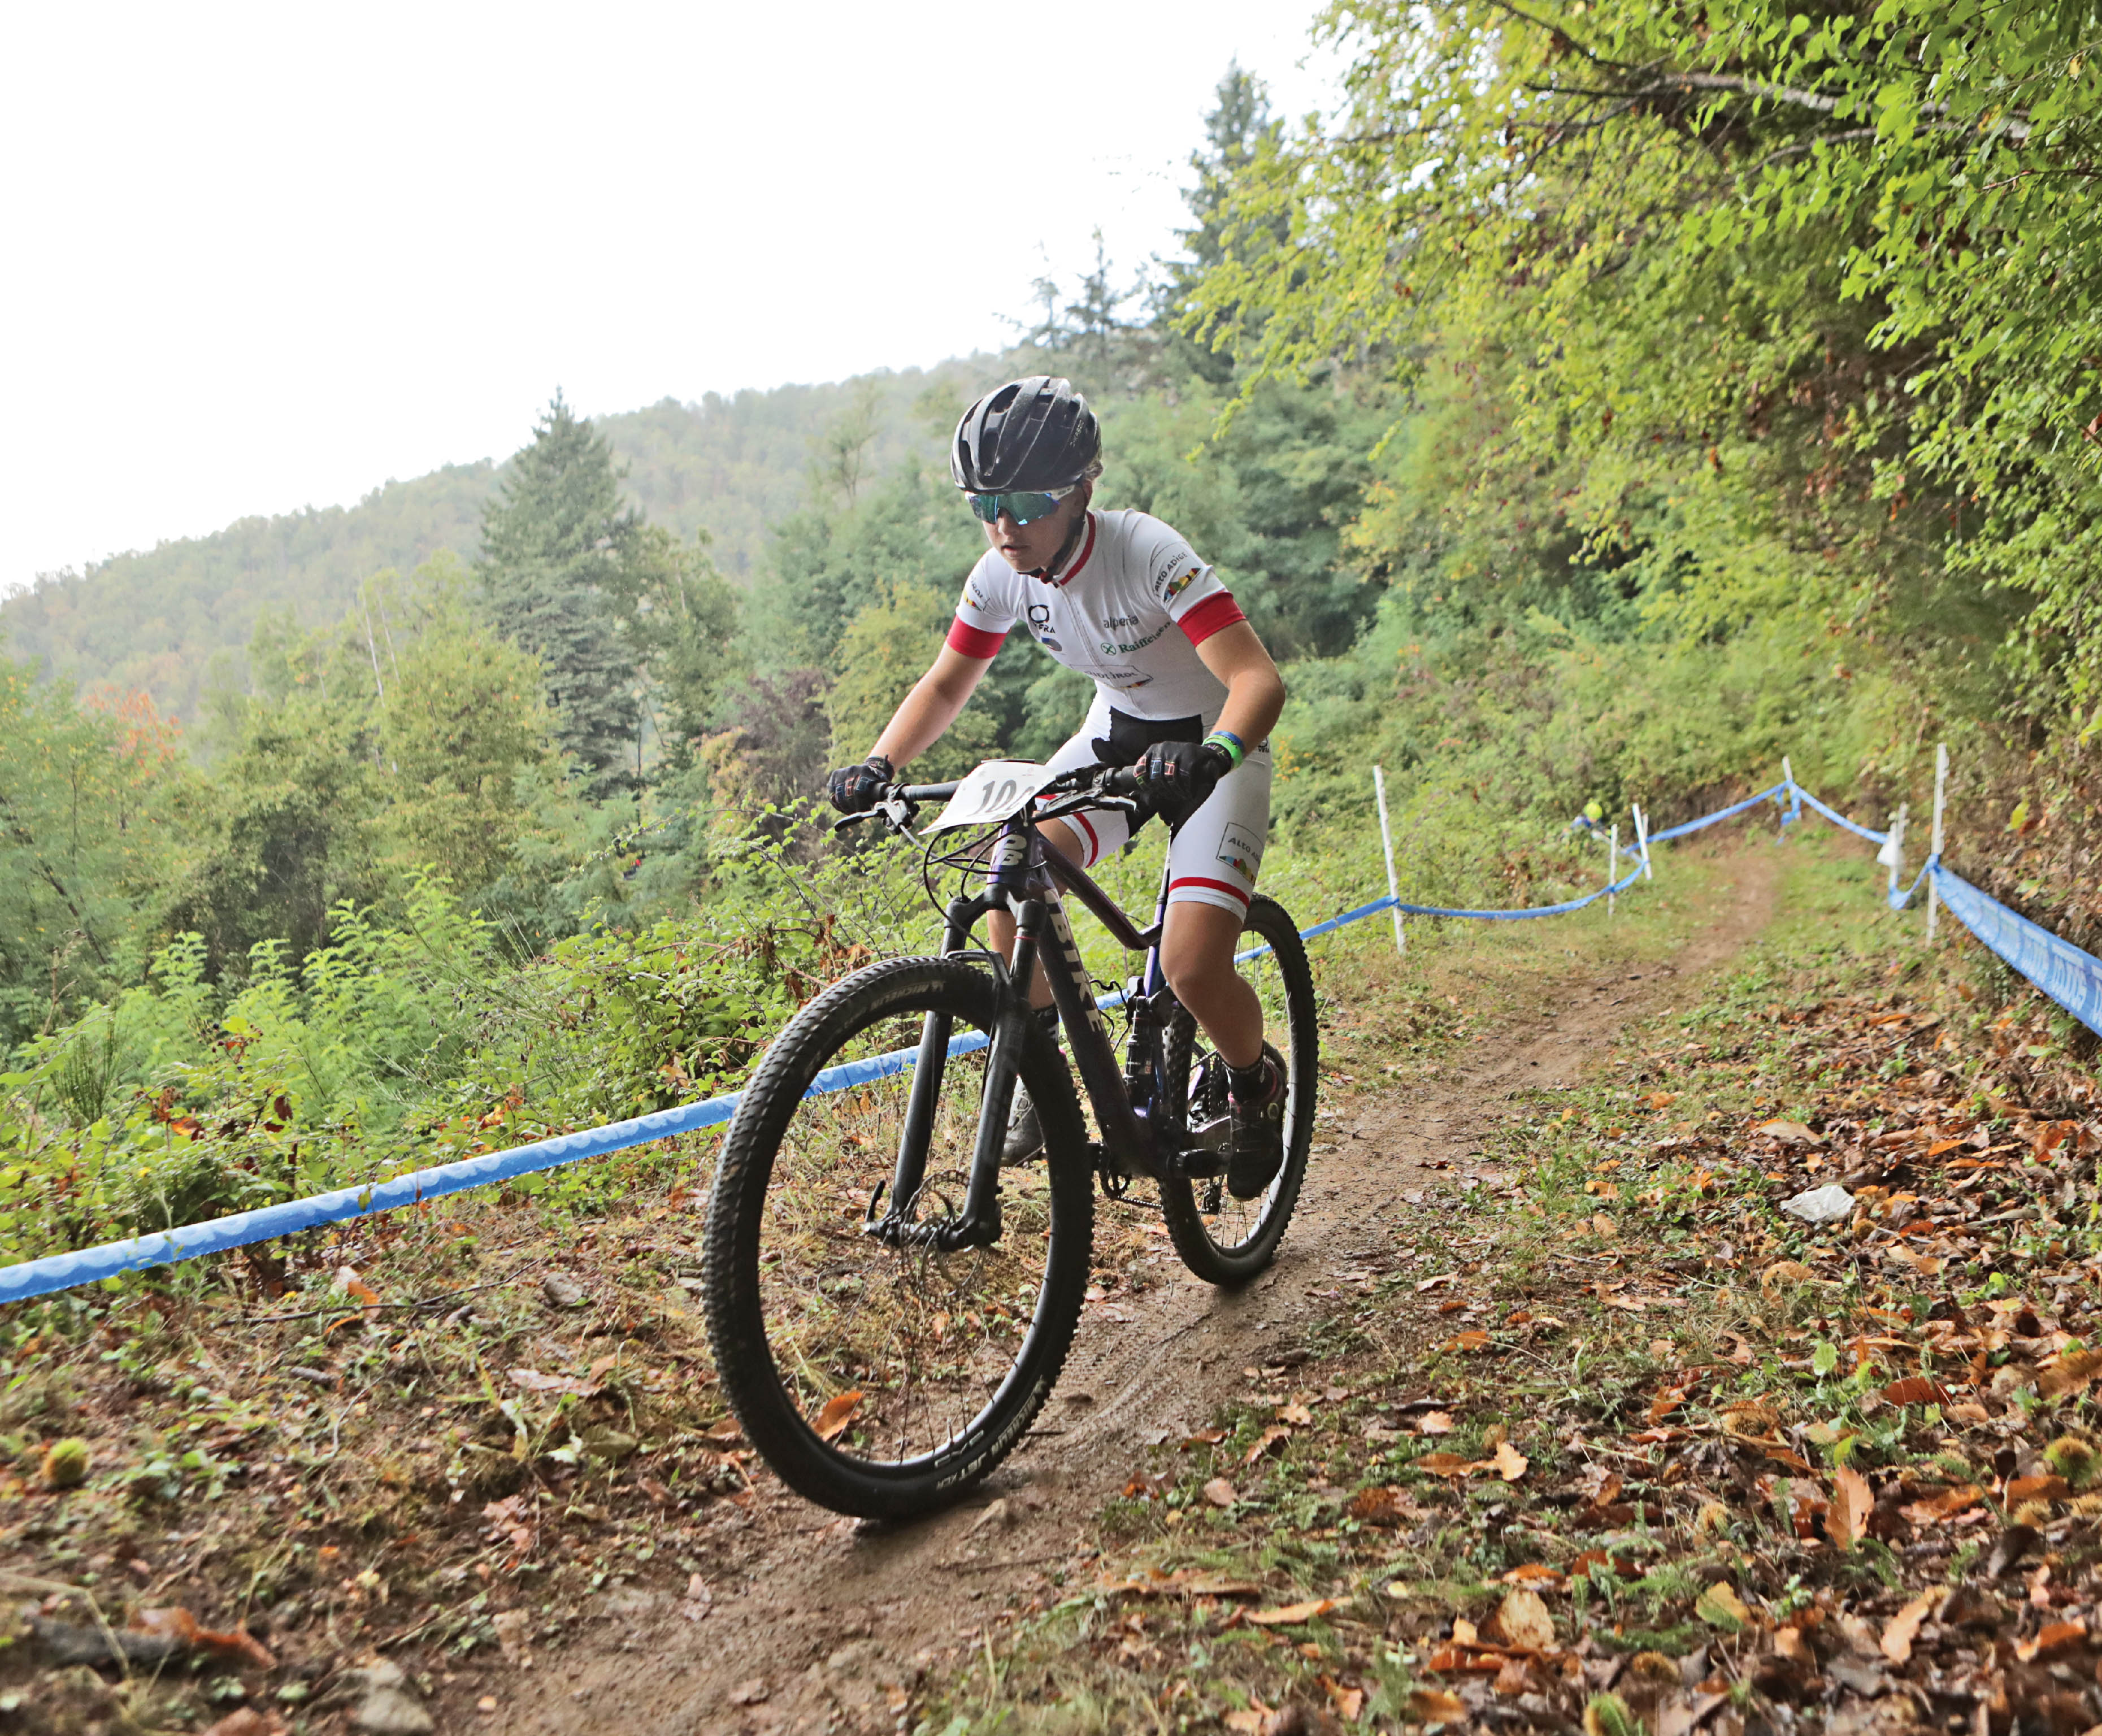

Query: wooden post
left=1373, top=766, right=1405, bottom=958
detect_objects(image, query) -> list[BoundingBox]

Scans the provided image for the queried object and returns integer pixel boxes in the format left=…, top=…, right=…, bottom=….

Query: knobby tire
left=1157, top=896, right=1319, bottom=1284
left=703, top=955, right=1092, bottom=1519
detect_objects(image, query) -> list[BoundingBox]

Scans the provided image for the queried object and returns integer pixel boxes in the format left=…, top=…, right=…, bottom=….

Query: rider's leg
left=1158, top=900, right=1263, bottom=1068
left=987, top=815, right=1084, bottom=1010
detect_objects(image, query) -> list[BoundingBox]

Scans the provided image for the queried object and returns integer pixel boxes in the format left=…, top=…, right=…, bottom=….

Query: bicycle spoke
left=751, top=1006, right=1055, bottom=1470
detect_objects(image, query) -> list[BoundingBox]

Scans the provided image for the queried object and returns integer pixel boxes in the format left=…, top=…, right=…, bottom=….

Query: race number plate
left=926, top=761, right=1061, bottom=833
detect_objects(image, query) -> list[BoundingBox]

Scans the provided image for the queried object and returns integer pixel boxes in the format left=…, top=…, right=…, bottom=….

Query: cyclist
left=826, top=376, right=1289, bottom=1198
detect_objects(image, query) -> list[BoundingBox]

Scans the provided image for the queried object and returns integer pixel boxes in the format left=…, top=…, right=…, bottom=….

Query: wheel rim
left=748, top=997, right=1059, bottom=1472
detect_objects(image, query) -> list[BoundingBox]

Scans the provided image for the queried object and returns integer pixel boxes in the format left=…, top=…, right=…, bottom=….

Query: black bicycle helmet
left=951, top=376, right=1101, bottom=493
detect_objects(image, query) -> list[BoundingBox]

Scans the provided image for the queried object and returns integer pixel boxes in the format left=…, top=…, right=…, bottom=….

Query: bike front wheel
left=702, top=955, right=1093, bottom=1518
left=1157, top=895, right=1319, bottom=1284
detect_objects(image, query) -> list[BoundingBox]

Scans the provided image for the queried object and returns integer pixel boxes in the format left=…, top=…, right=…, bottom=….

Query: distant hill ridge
left=2, top=360, right=988, bottom=724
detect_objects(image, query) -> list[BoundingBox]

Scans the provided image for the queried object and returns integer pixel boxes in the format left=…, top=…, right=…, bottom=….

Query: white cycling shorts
left=1039, top=703, right=1273, bottom=917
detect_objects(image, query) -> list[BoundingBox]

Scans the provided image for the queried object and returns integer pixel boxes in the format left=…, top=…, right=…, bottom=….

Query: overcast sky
left=1, top=1, right=1340, bottom=594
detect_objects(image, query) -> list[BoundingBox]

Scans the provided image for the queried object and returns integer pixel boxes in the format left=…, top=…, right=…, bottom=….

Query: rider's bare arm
left=1195, top=621, right=1287, bottom=749
left=870, top=645, right=996, bottom=771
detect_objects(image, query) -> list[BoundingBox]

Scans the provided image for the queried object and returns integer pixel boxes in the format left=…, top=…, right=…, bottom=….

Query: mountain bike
left=701, top=761, right=1318, bottom=1518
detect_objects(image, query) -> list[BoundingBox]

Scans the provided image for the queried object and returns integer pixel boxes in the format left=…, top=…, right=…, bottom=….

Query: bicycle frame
left=870, top=795, right=1192, bottom=1253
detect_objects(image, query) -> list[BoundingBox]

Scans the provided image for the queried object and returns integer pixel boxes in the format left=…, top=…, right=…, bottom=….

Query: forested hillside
left=0, top=363, right=987, bottom=725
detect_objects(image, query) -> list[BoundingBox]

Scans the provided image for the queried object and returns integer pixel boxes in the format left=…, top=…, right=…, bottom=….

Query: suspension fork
left=880, top=822, right=1041, bottom=1251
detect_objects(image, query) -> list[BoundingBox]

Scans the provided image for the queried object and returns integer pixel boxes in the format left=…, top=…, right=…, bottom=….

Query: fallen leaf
left=1245, top=1425, right=1292, bottom=1464
left=1418, top=1273, right=1459, bottom=1291
left=1415, top=1452, right=1473, bottom=1478
left=1408, top=1689, right=1467, bottom=1723
left=1181, top=1573, right=1262, bottom=1598
left=1695, top=1583, right=1752, bottom=1631
left=2014, top=1620, right=2088, bottom=1662
left=1504, top=1563, right=1566, bottom=1589
left=1492, top=1439, right=1529, bottom=1482
left=1278, top=1402, right=1313, bottom=1427
left=813, top=1390, right=863, bottom=1442
left=2007, top=1473, right=2071, bottom=1503
left=333, top=1265, right=380, bottom=1306
left=1759, top=1260, right=1817, bottom=1291
left=1880, top=1376, right=1943, bottom=1407
left=1223, top=1714, right=1267, bottom=1735
left=1902, top=1483, right=1983, bottom=1523
left=1203, top=1477, right=1239, bottom=1508
left=2036, top=1347, right=2102, bottom=1398
left=1328, top=1682, right=1367, bottom=1721
left=1495, top=1587, right=1555, bottom=1651
left=1450, top=1330, right=1491, bottom=1352
left=1828, top=1466, right=1873, bottom=1550
left=131, top=1608, right=276, bottom=1670
left=1247, top=1598, right=1338, bottom=1626
left=1348, top=1486, right=1415, bottom=1527
left=1880, top=1593, right=1934, bottom=1663
left=203, top=1713, right=287, bottom=1736
left=1417, top=1410, right=1456, bottom=1435
left=1757, top=1120, right=1822, bottom=1145
left=508, top=1367, right=602, bottom=1396
left=1183, top=1428, right=1227, bottom=1448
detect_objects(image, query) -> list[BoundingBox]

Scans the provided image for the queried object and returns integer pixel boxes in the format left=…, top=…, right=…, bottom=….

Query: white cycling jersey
left=945, top=508, right=1246, bottom=723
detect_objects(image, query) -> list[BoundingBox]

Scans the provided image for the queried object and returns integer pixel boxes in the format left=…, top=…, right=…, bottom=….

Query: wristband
left=1202, top=729, right=1247, bottom=771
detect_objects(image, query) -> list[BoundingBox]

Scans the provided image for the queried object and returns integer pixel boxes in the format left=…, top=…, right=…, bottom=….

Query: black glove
left=827, top=754, right=894, bottom=815
left=1130, top=738, right=1232, bottom=824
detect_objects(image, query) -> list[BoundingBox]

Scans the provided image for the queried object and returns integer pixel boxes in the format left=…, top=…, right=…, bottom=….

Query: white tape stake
left=1885, top=802, right=1908, bottom=899
left=1373, top=765, right=1405, bottom=958
left=1634, top=803, right=1653, bottom=880
left=1609, top=823, right=1619, bottom=919
left=1928, top=743, right=1949, bottom=942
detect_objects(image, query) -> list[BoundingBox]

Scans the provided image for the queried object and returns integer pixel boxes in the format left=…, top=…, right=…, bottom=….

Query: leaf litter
left=914, top=864, right=2102, bottom=1734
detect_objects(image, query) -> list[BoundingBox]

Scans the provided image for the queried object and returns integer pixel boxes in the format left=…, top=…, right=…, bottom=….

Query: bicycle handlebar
left=832, top=767, right=1142, bottom=836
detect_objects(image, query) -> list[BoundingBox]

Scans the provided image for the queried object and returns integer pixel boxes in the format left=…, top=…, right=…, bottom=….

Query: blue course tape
left=1929, top=864, right=2102, bottom=1039
left=1790, top=785, right=1889, bottom=846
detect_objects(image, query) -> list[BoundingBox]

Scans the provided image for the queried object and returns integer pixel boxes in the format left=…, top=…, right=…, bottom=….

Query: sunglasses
left=965, top=484, right=1078, bottom=527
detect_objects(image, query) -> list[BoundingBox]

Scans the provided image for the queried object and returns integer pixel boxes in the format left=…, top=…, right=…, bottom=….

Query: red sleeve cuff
left=945, top=618, right=1007, bottom=659
left=1177, top=593, right=1246, bottom=647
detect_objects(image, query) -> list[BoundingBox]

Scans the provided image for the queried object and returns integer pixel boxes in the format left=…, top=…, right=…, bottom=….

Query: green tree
left=477, top=394, right=644, bottom=794
left=0, top=673, right=192, bottom=1045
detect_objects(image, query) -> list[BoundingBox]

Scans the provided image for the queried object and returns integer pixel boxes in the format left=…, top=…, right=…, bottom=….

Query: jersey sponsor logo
left=1098, top=613, right=1140, bottom=629
left=1098, top=625, right=1169, bottom=656
left=964, top=582, right=991, bottom=611
left=1150, top=547, right=1193, bottom=595
left=1216, top=820, right=1263, bottom=884
left=1161, top=565, right=1201, bottom=605
left=1026, top=602, right=1062, bottom=652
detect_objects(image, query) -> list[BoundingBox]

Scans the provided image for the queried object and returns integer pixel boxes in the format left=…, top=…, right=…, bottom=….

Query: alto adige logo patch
left=1161, top=565, right=1200, bottom=604
left=1215, top=821, right=1263, bottom=885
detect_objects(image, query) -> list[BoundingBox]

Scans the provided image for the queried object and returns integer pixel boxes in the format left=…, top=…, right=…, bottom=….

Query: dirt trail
left=503, top=848, right=1778, bottom=1735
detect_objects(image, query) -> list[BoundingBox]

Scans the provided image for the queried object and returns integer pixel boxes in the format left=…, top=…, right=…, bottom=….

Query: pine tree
left=476, top=394, right=642, bottom=795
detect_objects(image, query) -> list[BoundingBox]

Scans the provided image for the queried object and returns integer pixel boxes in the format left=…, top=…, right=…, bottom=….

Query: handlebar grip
left=894, top=781, right=962, bottom=803
left=1098, top=767, right=1142, bottom=798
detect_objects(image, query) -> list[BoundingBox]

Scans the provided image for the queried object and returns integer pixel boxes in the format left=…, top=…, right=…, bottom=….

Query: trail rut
left=502, top=847, right=1778, bottom=1735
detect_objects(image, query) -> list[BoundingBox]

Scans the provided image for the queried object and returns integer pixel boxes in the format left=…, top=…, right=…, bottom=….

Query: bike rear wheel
left=1157, top=895, right=1319, bottom=1284
left=702, top=955, right=1092, bottom=1518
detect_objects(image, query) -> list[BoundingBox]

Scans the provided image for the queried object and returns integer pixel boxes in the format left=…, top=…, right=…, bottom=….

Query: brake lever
left=830, top=794, right=920, bottom=838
